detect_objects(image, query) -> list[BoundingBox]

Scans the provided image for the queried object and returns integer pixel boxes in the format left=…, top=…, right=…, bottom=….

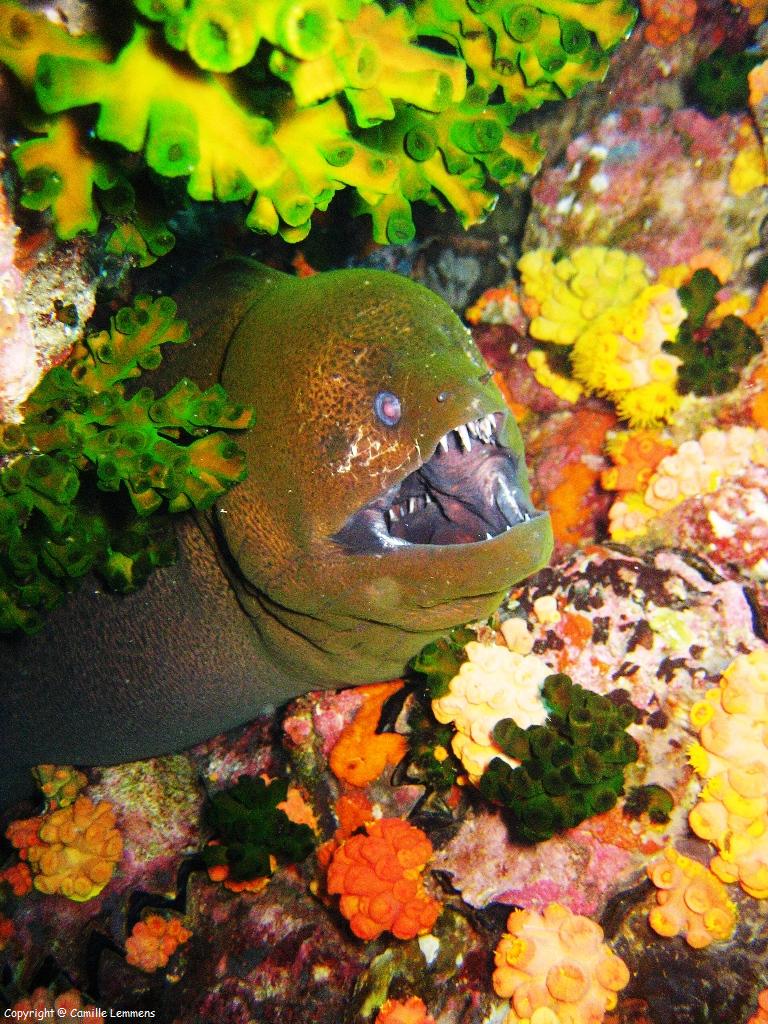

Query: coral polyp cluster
left=325, top=818, right=440, bottom=941
left=492, top=903, right=630, bottom=1024
left=6, top=796, right=123, bottom=901
left=477, top=672, right=639, bottom=842
left=0, top=0, right=635, bottom=244
left=606, top=425, right=768, bottom=541
left=125, top=913, right=193, bottom=972
left=431, top=640, right=550, bottom=783
left=647, top=846, right=736, bottom=948
left=375, top=996, right=435, bottom=1024
left=0, top=293, right=254, bottom=634
left=519, top=246, right=686, bottom=427
left=640, top=0, right=697, bottom=47
left=688, top=649, right=768, bottom=899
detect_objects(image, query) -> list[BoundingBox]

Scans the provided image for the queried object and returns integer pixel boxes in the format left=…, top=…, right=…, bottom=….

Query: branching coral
left=125, top=913, right=192, bottom=972
left=325, top=817, right=440, bottom=941
left=607, top=425, right=768, bottom=541
left=0, top=293, right=253, bottom=634
left=492, top=903, right=630, bottom=1024
left=479, top=673, right=639, bottom=843
left=518, top=246, right=686, bottom=427
left=431, top=640, right=551, bottom=783
left=0, top=0, right=634, bottom=244
left=6, top=796, right=123, bottom=901
left=688, top=649, right=768, bottom=899
left=201, top=775, right=316, bottom=884
left=647, top=846, right=736, bottom=948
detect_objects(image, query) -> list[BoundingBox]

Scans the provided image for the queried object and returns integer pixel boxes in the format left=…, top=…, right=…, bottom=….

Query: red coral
left=326, top=818, right=440, bottom=941
left=641, top=0, right=697, bottom=46
left=0, top=862, right=33, bottom=896
left=375, top=996, right=436, bottom=1024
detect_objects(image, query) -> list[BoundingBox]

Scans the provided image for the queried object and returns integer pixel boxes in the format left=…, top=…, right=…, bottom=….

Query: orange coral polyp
left=125, top=913, right=192, bottom=972
left=326, top=818, right=440, bottom=941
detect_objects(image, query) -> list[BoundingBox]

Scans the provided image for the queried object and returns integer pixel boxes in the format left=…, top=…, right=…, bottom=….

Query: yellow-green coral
left=647, top=846, right=737, bottom=949
left=431, top=640, right=550, bottom=782
left=492, top=903, right=630, bottom=1024
left=0, top=0, right=634, bottom=244
left=519, top=246, right=687, bottom=427
left=688, top=649, right=768, bottom=900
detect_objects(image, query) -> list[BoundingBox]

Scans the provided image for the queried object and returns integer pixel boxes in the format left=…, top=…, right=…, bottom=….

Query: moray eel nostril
left=1, top=259, right=552, bottom=807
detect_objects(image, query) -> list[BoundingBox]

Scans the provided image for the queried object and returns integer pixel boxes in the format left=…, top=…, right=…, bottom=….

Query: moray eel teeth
left=334, top=411, right=545, bottom=552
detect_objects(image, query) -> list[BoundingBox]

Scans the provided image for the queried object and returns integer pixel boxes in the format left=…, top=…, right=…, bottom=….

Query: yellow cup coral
left=431, top=640, right=550, bottom=783
left=688, top=649, right=768, bottom=899
left=518, top=246, right=687, bottom=427
left=492, top=903, right=630, bottom=1024
left=7, top=795, right=123, bottom=901
left=647, top=846, right=736, bottom=948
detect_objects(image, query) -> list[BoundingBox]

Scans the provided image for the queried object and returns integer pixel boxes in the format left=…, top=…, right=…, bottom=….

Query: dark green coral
left=202, top=775, right=316, bottom=882
left=0, top=294, right=254, bottom=634
left=692, top=47, right=764, bottom=119
left=665, top=269, right=762, bottom=397
left=623, top=784, right=674, bottom=824
left=408, top=625, right=476, bottom=699
left=478, top=673, right=639, bottom=843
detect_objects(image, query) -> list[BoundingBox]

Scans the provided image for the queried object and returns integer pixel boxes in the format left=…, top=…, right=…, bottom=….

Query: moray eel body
left=1, top=261, right=552, bottom=807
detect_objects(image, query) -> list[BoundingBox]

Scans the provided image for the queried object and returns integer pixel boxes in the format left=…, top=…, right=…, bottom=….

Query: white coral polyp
left=432, top=641, right=550, bottom=783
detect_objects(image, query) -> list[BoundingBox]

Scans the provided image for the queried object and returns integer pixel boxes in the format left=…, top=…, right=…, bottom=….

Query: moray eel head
left=209, top=264, right=552, bottom=684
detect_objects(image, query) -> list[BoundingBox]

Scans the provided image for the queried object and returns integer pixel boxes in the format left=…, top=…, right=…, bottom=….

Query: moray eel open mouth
left=334, top=411, right=543, bottom=552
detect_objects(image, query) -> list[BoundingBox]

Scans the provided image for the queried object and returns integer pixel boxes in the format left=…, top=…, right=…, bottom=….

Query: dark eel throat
left=334, top=411, right=541, bottom=551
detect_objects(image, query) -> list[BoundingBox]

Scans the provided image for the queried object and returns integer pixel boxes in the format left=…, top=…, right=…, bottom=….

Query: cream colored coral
left=492, top=903, right=630, bottom=1024
left=688, top=649, right=768, bottom=899
left=431, top=641, right=550, bottom=783
left=25, top=796, right=123, bottom=901
left=609, top=426, right=768, bottom=540
left=647, top=846, right=736, bottom=948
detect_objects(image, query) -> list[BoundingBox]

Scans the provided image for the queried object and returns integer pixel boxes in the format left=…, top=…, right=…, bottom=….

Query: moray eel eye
left=374, top=390, right=402, bottom=426
left=334, top=411, right=545, bottom=551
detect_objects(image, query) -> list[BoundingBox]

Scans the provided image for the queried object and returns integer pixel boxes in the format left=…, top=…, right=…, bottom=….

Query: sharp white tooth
left=485, top=414, right=496, bottom=436
left=409, top=497, right=416, bottom=514
left=468, top=421, right=479, bottom=437
left=485, top=531, right=493, bottom=540
left=439, top=435, right=449, bottom=453
left=389, top=508, right=398, bottom=523
left=457, top=424, right=471, bottom=451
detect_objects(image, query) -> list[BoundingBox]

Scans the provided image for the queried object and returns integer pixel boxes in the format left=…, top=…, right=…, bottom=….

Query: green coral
left=0, top=295, right=254, bottom=635
left=201, top=775, right=316, bottom=881
left=478, top=673, right=639, bottom=843
left=692, top=47, right=764, bottom=119
left=664, top=269, right=762, bottom=396
left=0, top=0, right=636, bottom=245
left=408, top=625, right=475, bottom=699
left=623, top=784, right=674, bottom=824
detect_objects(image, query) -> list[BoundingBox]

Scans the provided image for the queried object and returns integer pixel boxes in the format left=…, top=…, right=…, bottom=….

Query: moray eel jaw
left=333, top=410, right=543, bottom=551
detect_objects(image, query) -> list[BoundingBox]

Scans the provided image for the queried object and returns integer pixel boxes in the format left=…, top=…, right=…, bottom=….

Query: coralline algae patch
left=524, top=106, right=768, bottom=281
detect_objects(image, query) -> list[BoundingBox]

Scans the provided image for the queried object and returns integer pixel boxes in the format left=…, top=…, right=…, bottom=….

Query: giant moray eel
left=1, top=261, right=552, bottom=807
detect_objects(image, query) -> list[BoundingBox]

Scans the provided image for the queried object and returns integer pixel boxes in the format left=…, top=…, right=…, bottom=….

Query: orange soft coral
left=641, top=0, right=697, bottom=46
left=493, top=903, right=630, bottom=1024
left=125, top=913, right=192, bottom=972
left=647, top=846, right=736, bottom=948
left=375, top=996, right=436, bottom=1024
left=326, top=818, right=440, bottom=941
left=7, top=796, right=123, bottom=901
left=601, top=431, right=676, bottom=494
left=747, top=990, right=768, bottom=1024
left=330, top=681, right=407, bottom=787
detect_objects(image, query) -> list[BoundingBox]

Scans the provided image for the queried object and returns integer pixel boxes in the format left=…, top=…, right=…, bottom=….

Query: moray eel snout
left=335, top=410, right=542, bottom=550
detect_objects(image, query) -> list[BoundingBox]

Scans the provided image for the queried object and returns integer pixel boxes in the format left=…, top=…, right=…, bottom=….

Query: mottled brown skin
left=1, top=261, right=552, bottom=808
